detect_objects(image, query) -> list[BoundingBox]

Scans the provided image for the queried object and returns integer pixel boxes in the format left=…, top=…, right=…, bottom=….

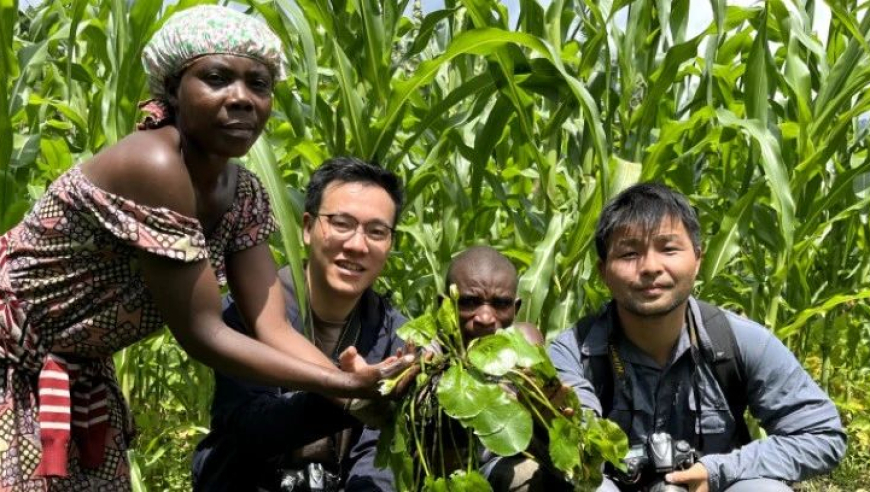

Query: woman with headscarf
left=0, top=5, right=408, bottom=490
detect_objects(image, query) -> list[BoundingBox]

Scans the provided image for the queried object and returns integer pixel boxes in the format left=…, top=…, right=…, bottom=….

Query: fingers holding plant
left=337, top=345, right=415, bottom=398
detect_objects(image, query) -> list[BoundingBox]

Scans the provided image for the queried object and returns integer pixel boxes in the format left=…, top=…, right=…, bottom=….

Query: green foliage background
left=2, top=0, right=869, bottom=489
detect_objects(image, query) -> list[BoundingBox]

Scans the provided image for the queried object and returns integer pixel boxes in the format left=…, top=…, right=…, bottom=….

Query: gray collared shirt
left=549, top=297, right=846, bottom=491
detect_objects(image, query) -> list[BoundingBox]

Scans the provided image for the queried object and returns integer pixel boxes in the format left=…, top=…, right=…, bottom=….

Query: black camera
left=616, top=432, right=698, bottom=492
left=276, top=463, right=341, bottom=492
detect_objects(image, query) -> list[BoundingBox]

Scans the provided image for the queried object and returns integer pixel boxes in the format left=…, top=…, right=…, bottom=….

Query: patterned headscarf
left=142, top=5, right=287, bottom=100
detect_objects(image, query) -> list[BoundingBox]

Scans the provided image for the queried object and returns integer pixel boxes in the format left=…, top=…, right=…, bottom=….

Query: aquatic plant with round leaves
left=376, top=289, right=628, bottom=491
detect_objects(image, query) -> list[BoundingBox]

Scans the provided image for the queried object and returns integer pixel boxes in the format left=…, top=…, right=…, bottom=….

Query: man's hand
left=544, top=380, right=575, bottom=418
left=665, top=463, right=709, bottom=492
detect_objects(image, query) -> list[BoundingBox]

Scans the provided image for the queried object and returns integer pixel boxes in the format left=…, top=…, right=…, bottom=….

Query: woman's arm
left=85, top=131, right=407, bottom=397
left=139, top=250, right=383, bottom=397
left=225, top=243, right=333, bottom=369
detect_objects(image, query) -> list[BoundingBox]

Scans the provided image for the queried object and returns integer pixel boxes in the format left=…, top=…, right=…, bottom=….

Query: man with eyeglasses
left=192, top=157, right=408, bottom=492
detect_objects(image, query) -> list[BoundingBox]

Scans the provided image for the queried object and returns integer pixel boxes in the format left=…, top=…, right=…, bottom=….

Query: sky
left=18, top=0, right=833, bottom=49
left=418, top=0, right=831, bottom=41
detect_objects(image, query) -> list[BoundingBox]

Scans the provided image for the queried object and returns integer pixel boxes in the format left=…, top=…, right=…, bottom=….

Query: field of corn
left=2, top=0, right=869, bottom=489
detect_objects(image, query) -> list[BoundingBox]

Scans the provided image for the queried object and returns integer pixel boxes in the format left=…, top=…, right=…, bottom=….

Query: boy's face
left=303, top=181, right=396, bottom=302
left=598, top=215, right=701, bottom=319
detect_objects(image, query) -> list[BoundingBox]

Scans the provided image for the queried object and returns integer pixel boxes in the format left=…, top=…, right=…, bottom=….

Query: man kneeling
left=192, top=157, right=407, bottom=491
left=550, top=183, right=846, bottom=491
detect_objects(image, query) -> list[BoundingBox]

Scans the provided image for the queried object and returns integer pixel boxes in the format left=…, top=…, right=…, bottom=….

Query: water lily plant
left=376, top=289, right=628, bottom=491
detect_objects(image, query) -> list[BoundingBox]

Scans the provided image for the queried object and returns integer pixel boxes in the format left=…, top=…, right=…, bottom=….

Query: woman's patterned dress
left=0, top=164, right=276, bottom=490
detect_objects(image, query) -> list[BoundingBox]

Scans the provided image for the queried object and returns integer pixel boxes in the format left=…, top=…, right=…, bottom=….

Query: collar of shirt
left=584, top=297, right=716, bottom=370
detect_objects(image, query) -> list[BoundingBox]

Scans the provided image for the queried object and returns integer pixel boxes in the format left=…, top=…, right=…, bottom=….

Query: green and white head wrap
left=142, top=5, right=287, bottom=99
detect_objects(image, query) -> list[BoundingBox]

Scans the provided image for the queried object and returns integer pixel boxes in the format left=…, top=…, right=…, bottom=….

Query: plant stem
left=510, top=369, right=563, bottom=418
left=467, top=429, right=475, bottom=474
left=409, top=382, right=431, bottom=479
left=437, top=406, right=447, bottom=477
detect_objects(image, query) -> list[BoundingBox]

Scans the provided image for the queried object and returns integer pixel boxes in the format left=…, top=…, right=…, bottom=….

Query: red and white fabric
left=34, top=354, right=109, bottom=477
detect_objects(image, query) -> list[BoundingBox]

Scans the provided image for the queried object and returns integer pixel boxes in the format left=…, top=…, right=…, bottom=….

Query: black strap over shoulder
left=696, top=301, right=751, bottom=445
left=574, top=312, right=614, bottom=417
left=576, top=301, right=752, bottom=446
left=351, top=289, right=382, bottom=357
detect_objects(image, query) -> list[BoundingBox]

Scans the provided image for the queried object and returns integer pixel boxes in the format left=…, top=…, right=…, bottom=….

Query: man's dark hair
left=594, top=182, right=701, bottom=260
left=305, top=156, right=404, bottom=225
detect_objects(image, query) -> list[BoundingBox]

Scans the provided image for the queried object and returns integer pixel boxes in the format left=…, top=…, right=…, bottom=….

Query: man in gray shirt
left=549, top=183, right=845, bottom=491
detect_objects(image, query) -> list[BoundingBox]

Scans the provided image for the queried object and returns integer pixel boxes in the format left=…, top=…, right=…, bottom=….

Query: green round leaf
left=423, top=476, right=449, bottom=492
left=548, top=416, right=582, bottom=477
left=448, top=470, right=492, bottom=492
left=467, top=333, right=518, bottom=376
left=436, top=365, right=501, bottom=420
left=472, top=395, right=533, bottom=456
left=502, top=327, right=545, bottom=368
left=585, top=412, right=630, bottom=467
left=397, top=313, right=439, bottom=346
left=436, top=295, right=462, bottom=348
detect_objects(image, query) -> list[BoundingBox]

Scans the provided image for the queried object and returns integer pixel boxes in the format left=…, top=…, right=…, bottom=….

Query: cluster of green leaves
left=376, top=292, right=627, bottom=491
left=116, top=333, right=214, bottom=492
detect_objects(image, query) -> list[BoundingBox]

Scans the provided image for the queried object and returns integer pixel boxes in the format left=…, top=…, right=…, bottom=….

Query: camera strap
left=606, top=325, right=636, bottom=440
left=604, top=309, right=705, bottom=451
left=687, top=311, right=705, bottom=451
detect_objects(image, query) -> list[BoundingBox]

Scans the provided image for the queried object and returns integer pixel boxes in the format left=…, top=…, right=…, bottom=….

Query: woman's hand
left=336, top=346, right=418, bottom=427
left=338, top=346, right=416, bottom=398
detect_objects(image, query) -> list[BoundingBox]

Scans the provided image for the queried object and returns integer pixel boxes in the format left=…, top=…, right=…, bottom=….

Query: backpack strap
left=575, top=314, right=614, bottom=418
left=577, top=302, right=752, bottom=445
left=696, top=301, right=752, bottom=445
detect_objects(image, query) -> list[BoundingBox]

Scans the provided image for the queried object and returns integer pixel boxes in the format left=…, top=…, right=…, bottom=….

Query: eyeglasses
left=315, top=213, right=395, bottom=244
left=456, top=295, right=518, bottom=313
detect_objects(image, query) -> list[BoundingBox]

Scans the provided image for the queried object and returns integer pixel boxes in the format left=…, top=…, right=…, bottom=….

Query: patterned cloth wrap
left=0, top=162, right=276, bottom=490
left=0, top=235, right=29, bottom=366
left=0, top=6, right=282, bottom=489
left=141, top=4, right=287, bottom=100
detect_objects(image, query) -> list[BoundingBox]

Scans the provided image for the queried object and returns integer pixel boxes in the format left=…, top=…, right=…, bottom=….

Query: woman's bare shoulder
left=82, top=127, right=196, bottom=217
